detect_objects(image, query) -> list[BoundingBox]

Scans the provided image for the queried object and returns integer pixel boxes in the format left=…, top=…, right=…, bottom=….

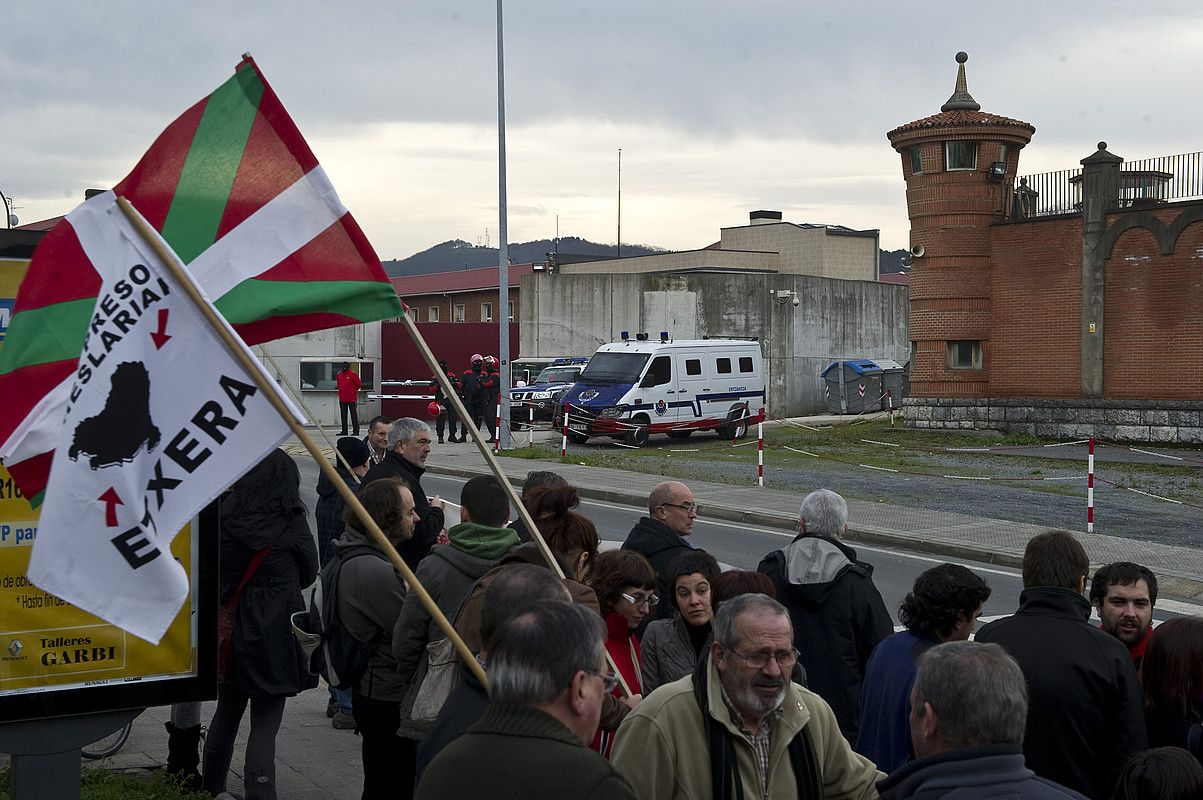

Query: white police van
left=558, top=333, right=765, bottom=447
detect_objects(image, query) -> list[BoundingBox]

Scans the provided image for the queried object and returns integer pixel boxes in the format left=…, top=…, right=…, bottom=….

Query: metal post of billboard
left=0, top=709, right=141, bottom=799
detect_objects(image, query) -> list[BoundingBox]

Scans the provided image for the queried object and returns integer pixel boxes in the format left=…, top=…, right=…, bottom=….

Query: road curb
left=427, top=462, right=1203, bottom=600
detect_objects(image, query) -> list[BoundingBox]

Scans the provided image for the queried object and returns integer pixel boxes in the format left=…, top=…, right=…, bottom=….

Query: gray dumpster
left=875, top=359, right=909, bottom=409
left=821, top=359, right=884, bottom=414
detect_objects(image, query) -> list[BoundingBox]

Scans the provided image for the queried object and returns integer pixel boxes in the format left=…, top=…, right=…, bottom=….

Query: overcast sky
left=5, top=1, right=1201, bottom=259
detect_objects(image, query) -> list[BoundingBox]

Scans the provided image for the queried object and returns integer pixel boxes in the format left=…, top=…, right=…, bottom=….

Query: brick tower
left=887, top=53, right=1035, bottom=397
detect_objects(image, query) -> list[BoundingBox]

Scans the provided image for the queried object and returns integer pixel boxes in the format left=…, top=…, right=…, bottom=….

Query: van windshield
left=580, top=352, right=650, bottom=385
left=534, top=367, right=582, bottom=384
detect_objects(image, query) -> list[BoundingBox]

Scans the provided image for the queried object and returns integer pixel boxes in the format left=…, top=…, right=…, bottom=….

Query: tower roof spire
left=941, top=51, right=980, bottom=112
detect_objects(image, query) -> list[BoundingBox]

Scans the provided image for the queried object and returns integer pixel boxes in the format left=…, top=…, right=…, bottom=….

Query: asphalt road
left=295, top=457, right=1199, bottom=628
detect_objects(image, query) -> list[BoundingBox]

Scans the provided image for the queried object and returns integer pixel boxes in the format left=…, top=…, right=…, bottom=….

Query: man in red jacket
left=337, top=362, right=363, bottom=436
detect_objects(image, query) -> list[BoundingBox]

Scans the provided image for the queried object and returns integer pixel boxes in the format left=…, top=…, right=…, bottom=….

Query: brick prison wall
left=1104, top=211, right=1203, bottom=400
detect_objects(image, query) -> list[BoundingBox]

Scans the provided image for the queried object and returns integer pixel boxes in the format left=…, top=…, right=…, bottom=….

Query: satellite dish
left=909, top=244, right=925, bottom=258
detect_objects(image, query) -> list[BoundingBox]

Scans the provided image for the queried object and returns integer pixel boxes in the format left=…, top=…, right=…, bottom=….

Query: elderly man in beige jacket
left=612, top=593, right=883, bottom=800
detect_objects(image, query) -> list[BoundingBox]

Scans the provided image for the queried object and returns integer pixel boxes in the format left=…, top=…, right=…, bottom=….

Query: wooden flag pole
left=256, top=345, right=361, bottom=485
left=395, top=309, right=634, bottom=698
left=115, top=197, right=488, bottom=689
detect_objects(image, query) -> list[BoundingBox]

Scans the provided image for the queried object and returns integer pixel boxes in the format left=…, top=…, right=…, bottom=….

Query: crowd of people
left=187, top=415, right=1202, bottom=800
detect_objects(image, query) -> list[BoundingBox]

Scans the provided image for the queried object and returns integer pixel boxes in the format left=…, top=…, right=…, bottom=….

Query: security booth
left=821, top=359, right=885, bottom=414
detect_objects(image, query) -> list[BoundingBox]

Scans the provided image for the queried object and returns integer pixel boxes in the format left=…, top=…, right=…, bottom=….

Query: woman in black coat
left=202, top=449, right=320, bottom=800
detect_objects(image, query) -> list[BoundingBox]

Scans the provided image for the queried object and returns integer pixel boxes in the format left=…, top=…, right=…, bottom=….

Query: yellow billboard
left=0, top=253, right=208, bottom=713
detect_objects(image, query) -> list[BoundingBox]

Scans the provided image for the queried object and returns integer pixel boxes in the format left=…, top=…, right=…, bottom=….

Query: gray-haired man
left=416, top=602, right=637, bottom=800
left=613, top=593, right=881, bottom=799
left=758, top=488, right=892, bottom=743
left=877, top=641, right=1088, bottom=799
left=363, top=417, right=444, bottom=568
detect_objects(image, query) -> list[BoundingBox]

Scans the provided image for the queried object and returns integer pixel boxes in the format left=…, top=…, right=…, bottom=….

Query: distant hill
left=879, top=248, right=908, bottom=274
left=384, top=237, right=911, bottom=278
left=383, top=237, right=664, bottom=277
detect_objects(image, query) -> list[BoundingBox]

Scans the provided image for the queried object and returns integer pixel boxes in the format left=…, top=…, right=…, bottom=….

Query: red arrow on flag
left=150, top=308, right=172, bottom=350
left=99, top=488, right=123, bottom=527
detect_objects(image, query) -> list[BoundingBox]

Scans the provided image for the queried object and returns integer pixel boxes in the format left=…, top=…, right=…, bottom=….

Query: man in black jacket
left=975, top=530, right=1148, bottom=800
left=363, top=417, right=444, bottom=570
left=457, top=354, right=488, bottom=442
left=621, top=481, right=696, bottom=625
left=757, top=487, right=892, bottom=744
left=877, top=640, right=1089, bottom=800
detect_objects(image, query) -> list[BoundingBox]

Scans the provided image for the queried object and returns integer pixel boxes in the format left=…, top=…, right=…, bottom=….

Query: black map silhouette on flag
left=69, top=360, right=162, bottom=470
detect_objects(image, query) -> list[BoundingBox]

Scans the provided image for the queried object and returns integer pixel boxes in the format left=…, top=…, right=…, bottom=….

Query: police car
left=509, top=357, right=588, bottom=429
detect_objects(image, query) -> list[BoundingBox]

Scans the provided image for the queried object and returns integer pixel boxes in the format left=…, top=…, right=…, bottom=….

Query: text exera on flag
left=28, top=198, right=304, bottom=644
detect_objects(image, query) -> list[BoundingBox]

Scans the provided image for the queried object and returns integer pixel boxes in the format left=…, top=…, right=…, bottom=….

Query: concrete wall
left=559, top=249, right=780, bottom=274
left=520, top=272, right=908, bottom=416
left=256, top=322, right=384, bottom=430
left=719, top=223, right=879, bottom=281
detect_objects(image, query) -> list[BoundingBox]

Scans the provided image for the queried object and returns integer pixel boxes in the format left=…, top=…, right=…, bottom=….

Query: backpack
left=291, top=545, right=383, bottom=689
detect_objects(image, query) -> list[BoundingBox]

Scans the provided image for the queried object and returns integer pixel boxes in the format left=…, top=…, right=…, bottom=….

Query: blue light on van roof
left=660, top=331, right=669, bottom=342
left=620, top=331, right=629, bottom=341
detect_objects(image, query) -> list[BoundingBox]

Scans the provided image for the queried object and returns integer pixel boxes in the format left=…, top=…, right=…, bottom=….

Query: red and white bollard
left=1086, top=437, right=1095, bottom=533
left=887, top=390, right=895, bottom=427
left=494, top=400, right=501, bottom=452
left=757, top=407, right=765, bottom=487
left=561, top=405, right=569, bottom=460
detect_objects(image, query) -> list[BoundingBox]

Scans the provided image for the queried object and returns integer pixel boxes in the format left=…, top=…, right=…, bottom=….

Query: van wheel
left=720, top=408, right=748, bottom=440
left=666, top=430, right=693, bottom=439
left=567, top=432, right=588, bottom=445
left=624, top=419, right=650, bottom=448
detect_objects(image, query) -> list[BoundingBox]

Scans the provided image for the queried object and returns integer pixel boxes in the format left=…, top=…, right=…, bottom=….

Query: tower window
left=946, top=340, right=982, bottom=370
left=910, top=146, right=923, bottom=175
left=945, top=141, right=978, bottom=171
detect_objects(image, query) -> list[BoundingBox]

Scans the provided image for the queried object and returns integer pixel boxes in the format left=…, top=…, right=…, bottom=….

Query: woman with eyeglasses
left=588, top=549, right=657, bottom=757
left=640, top=550, right=721, bottom=695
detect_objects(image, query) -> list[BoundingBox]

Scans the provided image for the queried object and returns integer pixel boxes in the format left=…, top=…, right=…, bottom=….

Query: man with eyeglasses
left=622, top=481, right=698, bottom=626
left=758, top=488, right=892, bottom=745
left=417, top=602, right=638, bottom=800
left=612, top=593, right=882, bottom=800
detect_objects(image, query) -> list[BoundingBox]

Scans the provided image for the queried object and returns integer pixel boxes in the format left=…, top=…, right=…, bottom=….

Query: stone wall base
left=902, top=397, right=1203, bottom=444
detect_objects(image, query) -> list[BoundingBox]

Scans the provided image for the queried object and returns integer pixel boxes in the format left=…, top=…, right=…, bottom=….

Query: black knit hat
left=336, top=436, right=371, bottom=468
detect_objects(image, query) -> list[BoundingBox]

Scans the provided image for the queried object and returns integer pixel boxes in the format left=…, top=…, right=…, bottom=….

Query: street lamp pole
left=496, top=0, right=511, bottom=449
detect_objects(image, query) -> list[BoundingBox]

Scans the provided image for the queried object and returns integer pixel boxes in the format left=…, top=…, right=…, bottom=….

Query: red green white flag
left=0, top=56, right=402, bottom=506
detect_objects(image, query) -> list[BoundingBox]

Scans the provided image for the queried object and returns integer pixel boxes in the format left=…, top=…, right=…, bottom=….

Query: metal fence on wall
left=1014, top=151, right=1203, bottom=218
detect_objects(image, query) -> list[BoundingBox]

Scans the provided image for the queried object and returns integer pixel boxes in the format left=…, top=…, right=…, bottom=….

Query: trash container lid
left=821, top=359, right=883, bottom=377
left=874, top=359, right=905, bottom=371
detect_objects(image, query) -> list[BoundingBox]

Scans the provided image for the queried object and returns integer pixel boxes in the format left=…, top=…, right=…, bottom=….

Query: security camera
left=909, top=244, right=925, bottom=258
left=792, top=296, right=800, bottom=307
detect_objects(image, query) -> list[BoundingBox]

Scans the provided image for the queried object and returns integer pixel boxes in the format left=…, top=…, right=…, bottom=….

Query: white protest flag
left=28, top=199, right=305, bottom=644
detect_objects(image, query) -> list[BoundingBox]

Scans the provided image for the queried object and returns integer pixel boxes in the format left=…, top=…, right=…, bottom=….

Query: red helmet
left=484, top=355, right=496, bottom=365
left=426, top=401, right=443, bottom=418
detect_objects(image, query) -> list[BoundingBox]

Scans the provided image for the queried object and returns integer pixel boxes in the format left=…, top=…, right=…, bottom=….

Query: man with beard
left=612, top=593, right=882, bottom=800
left=976, top=531, right=1147, bottom=800
left=1089, top=562, right=1158, bottom=674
